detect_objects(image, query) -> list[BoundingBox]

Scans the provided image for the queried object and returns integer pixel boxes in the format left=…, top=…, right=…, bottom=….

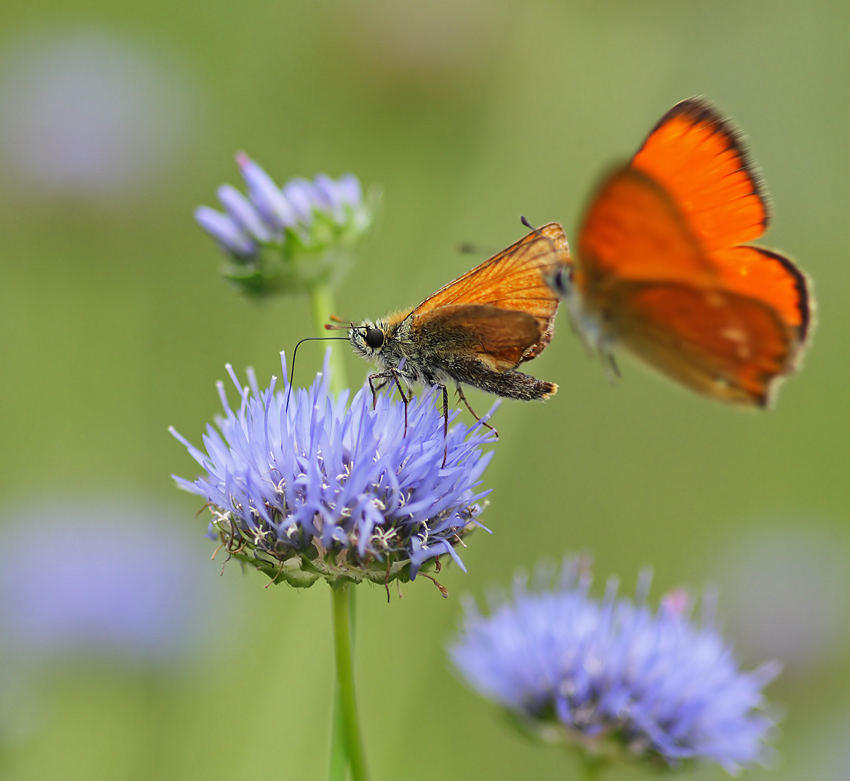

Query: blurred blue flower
left=0, top=500, right=225, bottom=666
left=0, top=27, right=198, bottom=196
left=449, top=558, right=780, bottom=775
left=195, top=154, right=375, bottom=296
left=170, top=353, right=496, bottom=591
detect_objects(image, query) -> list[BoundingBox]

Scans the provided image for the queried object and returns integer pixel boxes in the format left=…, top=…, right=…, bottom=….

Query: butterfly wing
left=412, top=222, right=571, bottom=362
left=576, top=166, right=714, bottom=293
left=610, top=280, right=802, bottom=405
left=632, top=97, right=768, bottom=250
left=574, top=98, right=812, bottom=404
left=710, top=245, right=811, bottom=341
left=415, top=304, right=542, bottom=372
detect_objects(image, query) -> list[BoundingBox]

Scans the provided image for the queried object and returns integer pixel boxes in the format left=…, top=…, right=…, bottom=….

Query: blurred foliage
left=0, top=1, right=848, bottom=778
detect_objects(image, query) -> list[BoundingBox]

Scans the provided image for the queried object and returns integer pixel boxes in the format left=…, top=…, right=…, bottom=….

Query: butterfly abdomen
left=440, top=354, right=557, bottom=400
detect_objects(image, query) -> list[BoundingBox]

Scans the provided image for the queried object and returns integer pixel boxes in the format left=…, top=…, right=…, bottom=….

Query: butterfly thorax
left=349, top=311, right=469, bottom=389
left=348, top=312, right=439, bottom=385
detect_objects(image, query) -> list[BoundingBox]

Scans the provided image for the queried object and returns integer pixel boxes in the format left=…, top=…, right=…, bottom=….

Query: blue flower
left=448, top=558, right=780, bottom=774
left=194, top=154, right=375, bottom=296
left=0, top=499, right=225, bottom=666
left=170, top=353, right=496, bottom=591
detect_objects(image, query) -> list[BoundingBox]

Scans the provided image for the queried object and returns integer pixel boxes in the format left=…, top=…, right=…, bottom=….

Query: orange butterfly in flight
left=329, top=223, right=570, bottom=438
left=550, top=97, right=813, bottom=406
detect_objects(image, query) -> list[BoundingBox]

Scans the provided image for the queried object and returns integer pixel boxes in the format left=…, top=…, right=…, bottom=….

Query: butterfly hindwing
left=611, top=281, right=796, bottom=405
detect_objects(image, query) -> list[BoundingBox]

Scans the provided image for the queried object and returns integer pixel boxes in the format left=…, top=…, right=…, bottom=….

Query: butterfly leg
left=394, top=372, right=410, bottom=437
left=387, top=370, right=410, bottom=436
left=601, top=350, right=621, bottom=384
left=438, top=382, right=449, bottom=468
left=369, top=369, right=411, bottom=434
left=456, top=385, right=498, bottom=437
left=367, top=373, right=387, bottom=410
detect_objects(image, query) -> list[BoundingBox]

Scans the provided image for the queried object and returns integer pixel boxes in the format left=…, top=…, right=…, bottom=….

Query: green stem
left=331, top=584, right=369, bottom=781
left=328, top=689, right=346, bottom=781
left=309, top=284, right=348, bottom=396
left=308, top=282, right=362, bottom=780
left=328, top=584, right=358, bottom=781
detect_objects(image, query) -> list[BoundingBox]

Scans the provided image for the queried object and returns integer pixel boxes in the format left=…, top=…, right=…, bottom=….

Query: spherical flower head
left=449, top=558, right=780, bottom=775
left=194, top=154, right=377, bottom=296
left=170, top=353, right=496, bottom=592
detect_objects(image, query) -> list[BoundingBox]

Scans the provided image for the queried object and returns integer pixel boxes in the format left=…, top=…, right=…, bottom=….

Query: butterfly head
left=348, top=319, right=388, bottom=360
left=546, top=264, right=573, bottom=300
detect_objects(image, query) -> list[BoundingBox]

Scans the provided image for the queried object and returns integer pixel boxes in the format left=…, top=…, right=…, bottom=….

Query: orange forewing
left=413, top=222, right=570, bottom=361
left=631, top=99, right=767, bottom=250
left=577, top=167, right=712, bottom=289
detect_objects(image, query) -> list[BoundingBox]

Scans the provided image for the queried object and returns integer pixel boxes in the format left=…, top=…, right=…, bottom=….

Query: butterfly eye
left=365, top=328, right=384, bottom=349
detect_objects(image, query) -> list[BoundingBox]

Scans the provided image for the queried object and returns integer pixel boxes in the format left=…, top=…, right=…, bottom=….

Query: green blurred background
left=1, top=1, right=848, bottom=778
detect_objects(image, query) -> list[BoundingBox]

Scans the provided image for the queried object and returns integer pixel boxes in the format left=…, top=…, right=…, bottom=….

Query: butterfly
left=329, top=222, right=570, bottom=447
left=549, top=97, right=813, bottom=406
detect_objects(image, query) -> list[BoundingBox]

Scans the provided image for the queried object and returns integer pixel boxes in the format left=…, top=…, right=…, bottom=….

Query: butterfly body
left=343, top=222, right=569, bottom=426
left=551, top=98, right=812, bottom=406
left=349, top=305, right=558, bottom=401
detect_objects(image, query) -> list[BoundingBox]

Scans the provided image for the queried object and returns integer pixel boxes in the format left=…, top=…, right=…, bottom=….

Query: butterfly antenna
left=520, top=215, right=551, bottom=247
left=521, top=214, right=564, bottom=261
left=286, top=335, right=350, bottom=412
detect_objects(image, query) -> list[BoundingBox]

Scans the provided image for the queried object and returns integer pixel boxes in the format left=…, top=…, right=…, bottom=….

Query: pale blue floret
left=171, top=353, right=496, bottom=587
left=236, top=152, right=297, bottom=232
left=313, top=173, right=361, bottom=225
left=195, top=155, right=371, bottom=262
left=336, top=173, right=363, bottom=208
left=449, top=558, right=779, bottom=774
left=282, top=177, right=319, bottom=224
left=193, top=205, right=256, bottom=256
left=216, top=184, right=274, bottom=242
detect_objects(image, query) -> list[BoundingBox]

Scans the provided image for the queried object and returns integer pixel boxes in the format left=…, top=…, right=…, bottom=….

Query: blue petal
left=194, top=206, right=256, bottom=256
